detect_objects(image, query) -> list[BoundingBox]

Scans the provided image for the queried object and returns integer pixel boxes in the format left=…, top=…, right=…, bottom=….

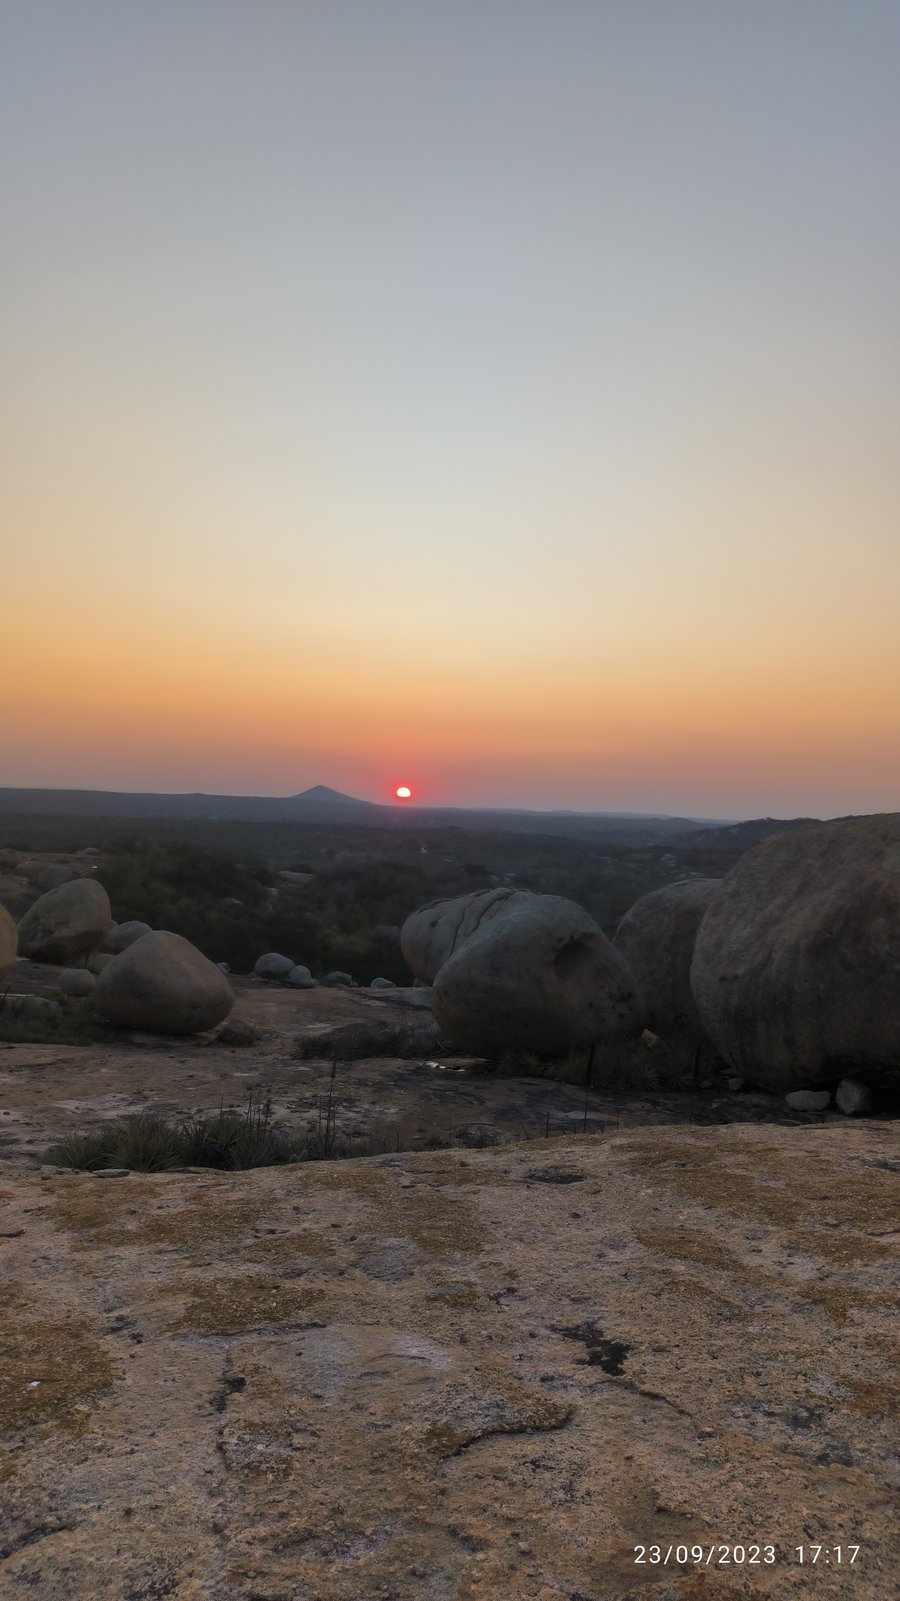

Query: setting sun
left=395, top=786, right=412, bottom=800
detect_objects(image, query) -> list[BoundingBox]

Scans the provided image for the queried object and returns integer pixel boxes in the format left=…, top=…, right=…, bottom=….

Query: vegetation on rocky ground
left=47, top=1095, right=307, bottom=1171
left=2, top=813, right=748, bottom=983
left=44, top=1089, right=538, bottom=1171
left=0, top=992, right=109, bottom=1046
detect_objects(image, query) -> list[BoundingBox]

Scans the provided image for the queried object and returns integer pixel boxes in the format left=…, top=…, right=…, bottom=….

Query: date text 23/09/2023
left=633, top=1544, right=862, bottom=1568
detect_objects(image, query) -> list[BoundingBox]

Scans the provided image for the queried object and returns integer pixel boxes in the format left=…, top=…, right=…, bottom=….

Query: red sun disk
left=395, top=786, right=412, bottom=799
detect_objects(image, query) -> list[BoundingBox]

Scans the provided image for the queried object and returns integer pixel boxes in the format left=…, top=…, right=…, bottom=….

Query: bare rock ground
left=1, top=1120, right=898, bottom=1599
left=1, top=963, right=898, bottom=1597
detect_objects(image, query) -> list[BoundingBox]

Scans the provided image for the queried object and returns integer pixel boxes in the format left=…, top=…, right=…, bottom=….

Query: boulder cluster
left=401, top=812, right=900, bottom=1102
left=2, top=869, right=399, bottom=1037
left=1, top=878, right=234, bottom=1037
left=2, top=812, right=897, bottom=1094
left=250, top=953, right=393, bottom=990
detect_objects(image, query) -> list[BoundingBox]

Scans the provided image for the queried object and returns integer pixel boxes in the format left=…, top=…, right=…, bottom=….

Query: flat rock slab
left=0, top=983, right=800, bottom=1167
left=0, top=1036, right=793, bottom=1169
left=1, top=1122, right=897, bottom=1599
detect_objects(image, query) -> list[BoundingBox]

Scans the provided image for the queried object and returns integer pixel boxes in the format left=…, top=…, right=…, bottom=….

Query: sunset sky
left=2, top=1, right=898, bottom=819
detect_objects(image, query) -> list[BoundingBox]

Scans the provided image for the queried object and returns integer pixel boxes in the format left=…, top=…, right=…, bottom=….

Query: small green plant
left=45, top=1130, right=111, bottom=1171
left=228, top=1092, right=296, bottom=1168
left=107, top=1113, right=182, bottom=1172
left=176, top=1092, right=298, bottom=1169
left=179, top=1108, right=252, bottom=1169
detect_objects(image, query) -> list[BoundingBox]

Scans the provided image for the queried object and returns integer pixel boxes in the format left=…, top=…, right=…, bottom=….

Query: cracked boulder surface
left=1, top=1122, right=898, bottom=1599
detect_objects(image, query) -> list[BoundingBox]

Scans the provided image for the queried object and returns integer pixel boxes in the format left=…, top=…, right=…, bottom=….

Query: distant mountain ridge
left=0, top=782, right=732, bottom=839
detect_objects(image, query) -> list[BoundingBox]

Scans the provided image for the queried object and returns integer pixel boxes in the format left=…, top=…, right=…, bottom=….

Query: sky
left=2, top=0, right=898, bottom=820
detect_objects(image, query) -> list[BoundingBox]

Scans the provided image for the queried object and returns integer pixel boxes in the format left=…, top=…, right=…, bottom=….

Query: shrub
left=44, top=1094, right=603, bottom=1172
left=178, top=1109, right=253, bottom=1169
left=46, top=1094, right=298, bottom=1174
left=45, top=1130, right=110, bottom=1171
left=107, top=1113, right=183, bottom=1172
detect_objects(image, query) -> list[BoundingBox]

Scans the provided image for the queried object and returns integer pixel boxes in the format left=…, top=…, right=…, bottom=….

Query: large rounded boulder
left=401, top=888, right=524, bottom=983
left=16, top=879, right=111, bottom=965
left=0, top=903, right=17, bottom=981
left=94, top=930, right=234, bottom=1035
left=690, top=814, right=900, bottom=1090
left=614, top=879, right=722, bottom=1040
left=431, top=891, right=646, bottom=1057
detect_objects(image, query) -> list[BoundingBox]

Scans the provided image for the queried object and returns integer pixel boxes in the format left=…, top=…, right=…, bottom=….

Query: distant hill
left=0, top=783, right=730, bottom=841
left=676, top=816, right=824, bottom=851
left=0, top=784, right=384, bottom=823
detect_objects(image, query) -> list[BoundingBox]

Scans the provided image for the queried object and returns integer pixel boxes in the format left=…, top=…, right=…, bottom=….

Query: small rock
left=216, top=962, right=231, bottom=974
left=323, top=970, right=353, bottom=987
left=253, top=952, right=295, bottom=980
left=370, top=976, right=396, bottom=989
left=725, top=1076, right=745, bottom=1092
left=59, top=967, right=96, bottom=997
left=785, top=1090, right=831, bottom=1113
left=217, top=1020, right=260, bottom=1047
left=286, top=965, right=318, bottom=988
left=835, top=1078, right=872, bottom=1116
left=94, top=1168, right=130, bottom=1179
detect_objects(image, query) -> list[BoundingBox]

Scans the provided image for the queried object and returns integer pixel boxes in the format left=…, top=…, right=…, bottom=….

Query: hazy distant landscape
left=0, top=784, right=816, bottom=980
left=0, top=781, right=731, bottom=833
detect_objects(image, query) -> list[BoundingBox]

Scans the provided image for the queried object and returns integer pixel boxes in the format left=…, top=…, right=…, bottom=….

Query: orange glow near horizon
left=2, top=583, right=899, bottom=817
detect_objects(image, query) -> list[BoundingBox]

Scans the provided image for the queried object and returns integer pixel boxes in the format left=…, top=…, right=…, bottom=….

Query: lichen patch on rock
left=0, top=1122, right=897, bottom=1598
